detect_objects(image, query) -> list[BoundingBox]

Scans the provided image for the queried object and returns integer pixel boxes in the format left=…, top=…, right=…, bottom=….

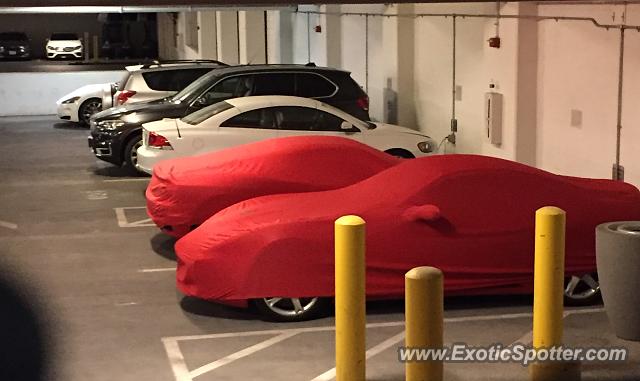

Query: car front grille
left=63, top=47, right=75, bottom=52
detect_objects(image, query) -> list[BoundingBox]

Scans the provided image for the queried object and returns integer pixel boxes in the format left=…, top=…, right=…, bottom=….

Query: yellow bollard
left=335, top=215, right=366, bottom=381
left=532, top=206, right=566, bottom=349
left=405, top=267, right=444, bottom=381
left=530, top=206, right=580, bottom=381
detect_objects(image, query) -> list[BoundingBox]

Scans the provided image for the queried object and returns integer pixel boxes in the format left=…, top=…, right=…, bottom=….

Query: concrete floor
left=0, top=59, right=149, bottom=72
left=0, top=116, right=638, bottom=381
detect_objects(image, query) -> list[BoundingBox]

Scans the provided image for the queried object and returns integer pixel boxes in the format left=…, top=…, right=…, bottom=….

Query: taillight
left=147, top=131, right=173, bottom=149
left=357, top=95, right=369, bottom=111
left=116, top=90, right=137, bottom=105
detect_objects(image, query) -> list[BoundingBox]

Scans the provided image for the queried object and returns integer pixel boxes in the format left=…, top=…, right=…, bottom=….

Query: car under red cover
left=175, top=154, right=640, bottom=319
left=146, top=136, right=400, bottom=237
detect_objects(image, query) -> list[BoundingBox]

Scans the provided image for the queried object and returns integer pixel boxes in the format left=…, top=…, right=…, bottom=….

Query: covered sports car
left=175, top=155, right=640, bottom=321
left=146, top=136, right=400, bottom=237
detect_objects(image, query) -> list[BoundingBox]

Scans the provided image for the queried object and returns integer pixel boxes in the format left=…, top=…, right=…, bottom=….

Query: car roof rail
left=139, top=59, right=229, bottom=69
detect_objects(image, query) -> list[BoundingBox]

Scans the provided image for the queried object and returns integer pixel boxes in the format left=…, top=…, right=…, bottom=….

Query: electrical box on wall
left=485, top=91, right=503, bottom=145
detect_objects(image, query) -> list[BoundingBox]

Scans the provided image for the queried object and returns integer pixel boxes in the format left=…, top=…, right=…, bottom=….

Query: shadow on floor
left=91, top=165, right=147, bottom=178
left=180, top=296, right=256, bottom=321
left=150, top=232, right=176, bottom=261
left=53, top=121, right=87, bottom=130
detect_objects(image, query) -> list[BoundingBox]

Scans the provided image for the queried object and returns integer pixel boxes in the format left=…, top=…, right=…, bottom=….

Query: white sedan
left=56, top=83, right=115, bottom=125
left=137, top=96, right=436, bottom=174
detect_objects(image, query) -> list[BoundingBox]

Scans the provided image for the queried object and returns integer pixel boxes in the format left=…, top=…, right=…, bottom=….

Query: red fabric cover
left=146, top=136, right=400, bottom=237
left=175, top=154, right=640, bottom=302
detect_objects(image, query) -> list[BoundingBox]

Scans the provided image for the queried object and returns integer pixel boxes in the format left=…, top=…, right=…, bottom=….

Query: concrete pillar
left=324, top=5, right=341, bottom=68
left=198, top=11, right=218, bottom=60
left=514, top=2, right=539, bottom=166
left=266, top=9, right=294, bottom=64
left=216, top=11, right=239, bottom=65
left=238, top=10, right=266, bottom=64
left=157, top=12, right=177, bottom=60
left=382, top=4, right=416, bottom=127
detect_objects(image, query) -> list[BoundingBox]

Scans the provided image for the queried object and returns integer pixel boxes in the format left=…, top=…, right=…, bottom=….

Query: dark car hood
left=0, top=40, right=28, bottom=45
left=94, top=100, right=187, bottom=124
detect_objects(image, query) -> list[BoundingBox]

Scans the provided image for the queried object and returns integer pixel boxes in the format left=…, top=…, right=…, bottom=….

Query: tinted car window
left=314, top=110, right=346, bottom=131
left=251, top=73, right=295, bottom=96
left=197, top=76, right=252, bottom=106
left=296, top=73, right=337, bottom=98
left=51, top=33, right=79, bottom=40
left=142, top=68, right=212, bottom=91
left=220, top=108, right=277, bottom=129
left=272, top=106, right=319, bottom=131
left=0, top=32, right=28, bottom=41
left=182, top=101, right=234, bottom=125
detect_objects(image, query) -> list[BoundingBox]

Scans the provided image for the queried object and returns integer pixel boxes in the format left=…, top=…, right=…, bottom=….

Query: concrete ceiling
left=0, top=0, right=534, bottom=7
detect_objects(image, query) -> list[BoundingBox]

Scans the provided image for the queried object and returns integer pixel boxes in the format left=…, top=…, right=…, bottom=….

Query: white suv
left=46, top=33, right=83, bottom=59
left=56, top=60, right=226, bottom=125
left=113, top=60, right=227, bottom=106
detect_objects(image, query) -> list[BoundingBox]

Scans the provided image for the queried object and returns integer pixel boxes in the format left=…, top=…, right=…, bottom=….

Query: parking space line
left=103, top=178, right=150, bottom=183
left=138, top=267, right=176, bottom=273
left=189, top=331, right=299, bottom=379
left=114, top=207, right=155, bottom=227
left=310, top=331, right=406, bottom=381
left=0, top=220, right=18, bottom=230
left=164, top=338, right=192, bottom=381
left=162, top=308, right=605, bottom=381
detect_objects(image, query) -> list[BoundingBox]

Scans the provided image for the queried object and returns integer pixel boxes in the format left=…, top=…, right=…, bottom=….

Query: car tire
left=123, top=136, right=144, bottom=174
left=563, top=272, right=601, bottom=306
left=385, top=148, right=415, bottom=159
left=78, top=98, right=102, bottom=126
left=253, top=297, right=330, bottom=322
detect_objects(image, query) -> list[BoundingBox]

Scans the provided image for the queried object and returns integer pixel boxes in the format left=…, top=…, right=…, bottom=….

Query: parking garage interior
left=1, top=1, right=640, bottom=381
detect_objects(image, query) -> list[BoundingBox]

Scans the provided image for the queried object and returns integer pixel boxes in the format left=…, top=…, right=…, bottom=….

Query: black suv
left=89, top=64, right=370, bottom=172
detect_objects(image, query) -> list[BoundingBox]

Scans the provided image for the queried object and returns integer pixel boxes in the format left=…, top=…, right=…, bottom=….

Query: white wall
left=537, top=3, right=640, bottom=187
left=0, top=71, right=124, bottom=116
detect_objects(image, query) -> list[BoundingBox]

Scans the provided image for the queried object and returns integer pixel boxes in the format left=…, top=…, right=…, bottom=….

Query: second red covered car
left=175, top=154, right=640, bottom=321
left=146, top=136, right=400, bottom=237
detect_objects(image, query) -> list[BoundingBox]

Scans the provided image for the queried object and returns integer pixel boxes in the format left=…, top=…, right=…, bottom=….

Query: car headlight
left=418, top=141, right=434, bottom=153
left=61, top=96, right=80, bottom=104
left=74, top=45, right=82, bottom=50
left=97, top=120, right=125, bottom=131
left=47, top=46, right=55, bottom=51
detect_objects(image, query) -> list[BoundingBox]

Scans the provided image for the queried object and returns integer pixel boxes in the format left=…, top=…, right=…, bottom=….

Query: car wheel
left=385, top=148, right=415, bottom=159
left=253, top=297, right=330, bottom=322
left=563, top=272, right=601, bottom=306
left=78, top=98, right=102, bottom=125
left=123, top=136, right=144, bottom=174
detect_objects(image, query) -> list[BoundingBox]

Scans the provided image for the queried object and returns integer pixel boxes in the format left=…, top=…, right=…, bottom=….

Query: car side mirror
left=340, top=121, right=353, bottom=130
left=194, top=96, right=208, bottom=108
left=403, top=204, right=441, bottom=223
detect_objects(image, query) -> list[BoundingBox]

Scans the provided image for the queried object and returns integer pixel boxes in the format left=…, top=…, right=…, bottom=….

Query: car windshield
left=51, top=33, right=79, bottom=40
left=0, top=32, right=27, bottom=41
left=171, top=71, right=220, bottom=103
left=182, top=101, right=234, bottom=125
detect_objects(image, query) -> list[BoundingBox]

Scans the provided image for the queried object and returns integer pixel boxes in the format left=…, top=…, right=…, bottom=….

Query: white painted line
left=310, top=331, right=406, bottom=381
left=138, top=267, right=176, bottom=273
left=115, top=302, right=138, bottom=307
left=103, top=178, right=150, bottom=183
left=161, top=307, right=606, bottom=381
left=114, top=207, right=155, bottom=227
left=163, top=338, right=192, bottom=381
left=85, top=190, right=108, bottom=200
left=0, top=220, right=18, bottom=230
left=189, top=331, right=299, bottom=379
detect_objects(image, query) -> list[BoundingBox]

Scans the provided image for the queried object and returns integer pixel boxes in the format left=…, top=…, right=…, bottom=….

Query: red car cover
left=175, top=154, right=640, bottom=302
left=146, top=136, right=400, bottom=237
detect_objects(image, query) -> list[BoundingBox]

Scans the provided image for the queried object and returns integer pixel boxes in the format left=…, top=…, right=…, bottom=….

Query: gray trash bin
left=596, top=221, right=640, bottom=341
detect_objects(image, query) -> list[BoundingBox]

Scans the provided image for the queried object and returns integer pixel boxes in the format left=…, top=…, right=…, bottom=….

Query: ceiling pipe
left=0, top=5, right=293, bottom=13
left=295, top=10, right=640, bottom=30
